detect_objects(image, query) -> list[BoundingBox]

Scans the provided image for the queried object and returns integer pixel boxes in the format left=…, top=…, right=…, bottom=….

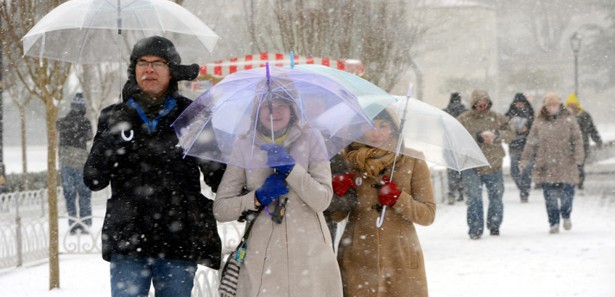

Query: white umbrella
left=21, top=0, right=219, bottom=64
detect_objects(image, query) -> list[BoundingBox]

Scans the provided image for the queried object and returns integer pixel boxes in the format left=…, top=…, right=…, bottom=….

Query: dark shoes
left=489, top=229, right=500, bottom=236
left=520, top=194, right=529, bottom=203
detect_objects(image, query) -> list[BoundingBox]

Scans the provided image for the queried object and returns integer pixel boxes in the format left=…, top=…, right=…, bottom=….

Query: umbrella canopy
left=293, top=64, right=396, bottom=119
left=361, top=95, right=488, bottom=172
left=172, top=65, right=373, bottom=170
left=21, top=0, right=219, bottom=64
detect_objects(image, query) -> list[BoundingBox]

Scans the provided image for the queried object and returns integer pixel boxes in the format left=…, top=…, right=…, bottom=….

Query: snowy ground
left=1, top=123, right=614, bottom=296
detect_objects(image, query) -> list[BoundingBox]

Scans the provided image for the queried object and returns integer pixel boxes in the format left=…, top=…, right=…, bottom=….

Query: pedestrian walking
left=457, top=90, right=513, bottom=239
left=212, top=89, right=344, bottom=297
left=330, top=108, right=436, bottom=297
left=565, top=93, right=602, bottom=190
left=57, top=92, right=93, bottom=234
left=521, top=93, right=584, bottom=234
left=443, top=92, right=468, bottom=205
left=505, top=93, right=535, bottom=202
left=83, top=36, right=225, bottom=297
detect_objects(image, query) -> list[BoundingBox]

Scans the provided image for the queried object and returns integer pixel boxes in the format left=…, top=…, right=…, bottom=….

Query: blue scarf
left=127, top=96, right=177, bottom=134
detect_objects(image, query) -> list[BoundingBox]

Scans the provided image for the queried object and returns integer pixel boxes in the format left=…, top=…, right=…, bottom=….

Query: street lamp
left=570, top=32, right=582, bottom=95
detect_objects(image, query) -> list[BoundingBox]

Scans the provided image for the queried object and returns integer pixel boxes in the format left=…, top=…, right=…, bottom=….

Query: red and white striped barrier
left=199, top=53, right=365, bottom=78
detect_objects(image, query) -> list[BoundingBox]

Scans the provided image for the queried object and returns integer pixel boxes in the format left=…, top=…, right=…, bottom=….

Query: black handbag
left=219, top=209, right=261, bottom=297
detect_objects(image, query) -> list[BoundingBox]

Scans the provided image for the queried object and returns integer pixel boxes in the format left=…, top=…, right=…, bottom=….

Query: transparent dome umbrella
left=172, top=64, right=374, bottom=170
left=292, top=63, right=398, bottom=120
left=359, top=87, right=488, bottom=227
left=21, top=0, right=219, bottom=65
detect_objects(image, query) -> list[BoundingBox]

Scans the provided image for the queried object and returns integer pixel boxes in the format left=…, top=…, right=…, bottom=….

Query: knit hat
left=542, top=92, right=562, bottom=105
left=565, top=93, right=582, bottom=111
left=71, top=93, right=86, bottom=105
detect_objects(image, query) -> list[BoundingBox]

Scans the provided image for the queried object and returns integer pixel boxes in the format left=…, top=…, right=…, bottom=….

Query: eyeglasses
left=136, top=60, right=168, bottom=70
left=474, top=103, right=489, bottom=109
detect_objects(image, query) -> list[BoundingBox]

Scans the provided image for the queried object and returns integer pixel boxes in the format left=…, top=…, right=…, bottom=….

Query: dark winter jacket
left=83, top=94, right=225, bottom=269
left=575, top=111, right=602, bottom=156
left=57, top=108, right=93, bottom=169
left=443, top=92, right=468, bottom=118
left=504, top=93, right=535, bottom=152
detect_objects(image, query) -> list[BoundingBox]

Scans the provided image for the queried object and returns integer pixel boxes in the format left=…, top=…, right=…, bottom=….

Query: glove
left=378, top=177, right=401, bottom=207
left=260, top=144, right=295, bottom=176
left=255, top=173, right=289, bottom=206
left=332, top=173, right=357, bottom=196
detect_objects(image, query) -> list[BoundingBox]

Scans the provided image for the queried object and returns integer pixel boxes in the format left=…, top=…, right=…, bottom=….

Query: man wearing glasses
left=457, top=90, right=513, bottom=240
left=84, top=36, right=225, bottom=297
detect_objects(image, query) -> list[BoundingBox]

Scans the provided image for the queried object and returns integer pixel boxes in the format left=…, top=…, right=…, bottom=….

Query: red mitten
left=378, top=179, right=401, bottom=207
left=332, top=173, right=357, bottom=196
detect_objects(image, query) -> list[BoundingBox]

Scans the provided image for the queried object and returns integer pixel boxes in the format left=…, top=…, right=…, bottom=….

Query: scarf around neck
left=344, top=142, right=403, bottom=177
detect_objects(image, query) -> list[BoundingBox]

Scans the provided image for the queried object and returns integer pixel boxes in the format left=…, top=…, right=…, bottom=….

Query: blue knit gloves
left=255, top=173, right=289, bottom=206
left=260, top=144, right=295, bottom=176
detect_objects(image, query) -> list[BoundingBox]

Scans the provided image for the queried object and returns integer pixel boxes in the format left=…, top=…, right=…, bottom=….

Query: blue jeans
left=61, top=166, right=92, bottom=231
left=110, top=254, right=197, bottom=297
left=463, top=169, right=504, bottom=236
left=509, top=147, right=533, bottom=197
left=541, top=183, right=575, bottom=227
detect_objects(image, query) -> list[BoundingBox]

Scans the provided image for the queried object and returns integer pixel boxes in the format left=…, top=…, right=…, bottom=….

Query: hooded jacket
left=505, top=93, right=534, bottom=151
left=457, top=90, right=513, bottom=175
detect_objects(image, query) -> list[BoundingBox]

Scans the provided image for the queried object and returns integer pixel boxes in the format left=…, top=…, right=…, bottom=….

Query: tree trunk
left=19, top=108, right=29, bottom=190
left=45, top=93, right=59, bottom=290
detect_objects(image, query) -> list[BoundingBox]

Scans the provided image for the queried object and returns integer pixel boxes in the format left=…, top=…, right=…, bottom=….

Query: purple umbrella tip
left=266, top=62, right=270, bottom=79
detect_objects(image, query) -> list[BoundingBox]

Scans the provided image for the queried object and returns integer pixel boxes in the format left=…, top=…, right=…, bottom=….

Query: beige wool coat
left=332, top=155, right=436, bottom=297
left=213, top=124, right=343, bottom=297
left=520, top=107, right=584, bottom=185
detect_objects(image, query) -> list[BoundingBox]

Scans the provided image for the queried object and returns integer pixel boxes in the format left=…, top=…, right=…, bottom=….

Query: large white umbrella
left=21, top=0, right=219, bottom=64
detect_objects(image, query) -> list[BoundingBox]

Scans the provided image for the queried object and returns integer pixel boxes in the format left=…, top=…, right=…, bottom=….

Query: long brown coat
left=214, top=124, right=343, bottom=297
left=520, top=107, right=584, bottom=185
left=332, top=155, right=436, bottom=297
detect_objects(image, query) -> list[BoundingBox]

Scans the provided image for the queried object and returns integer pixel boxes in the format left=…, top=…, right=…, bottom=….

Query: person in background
left=505, top=93, right=535, bottom=203
left=443, top=92, right=468, bottom=205
left=521, top=93, right=584, bottom=234
left=84, top=36, right=225, bottom=297
left=565, top=93, right=602, bottom=190
left=213, top=89, right=343, bottom=297
left=457, top=90, right=513, bottom=239
left=330, top=108, right=436, bottom=297
left=57, top=92, right=93, bottom=235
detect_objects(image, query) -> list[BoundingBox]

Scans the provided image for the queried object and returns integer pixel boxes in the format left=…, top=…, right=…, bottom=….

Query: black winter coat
left=84, top=95, right=225, bottom=269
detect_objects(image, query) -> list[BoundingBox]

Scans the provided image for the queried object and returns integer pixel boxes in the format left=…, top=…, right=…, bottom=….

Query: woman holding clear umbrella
left=213, top=88, right=343, bottom=297
left=329, top=108, right=436, bottom=297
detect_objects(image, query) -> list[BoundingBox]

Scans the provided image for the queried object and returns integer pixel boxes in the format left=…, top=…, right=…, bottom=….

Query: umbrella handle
left=376, top=206, right=387, bottom=228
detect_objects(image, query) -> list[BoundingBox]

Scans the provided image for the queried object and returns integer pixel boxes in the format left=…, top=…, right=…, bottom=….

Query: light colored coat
left=332, top=156, right=436, bottom=297
left=214, top=124, right=343, bottom=297
left=520, top=107, right=584, bottom=185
